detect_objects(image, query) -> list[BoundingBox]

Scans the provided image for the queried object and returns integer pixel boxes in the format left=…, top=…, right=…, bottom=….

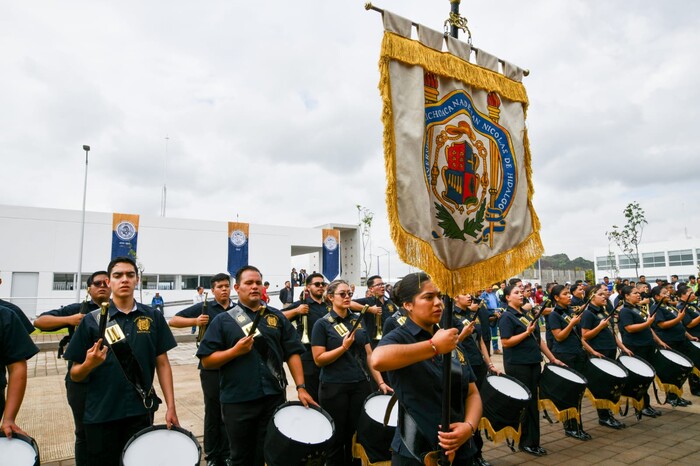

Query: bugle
left=98, top=301, right=109, bottom=349
left=300, top=290, right=310, bottom=344
left=196, top=292, right=208, bottom=347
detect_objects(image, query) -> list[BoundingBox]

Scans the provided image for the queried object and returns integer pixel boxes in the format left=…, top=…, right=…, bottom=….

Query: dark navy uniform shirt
left=454, top=307, right=484, bottom=367
left=177, top=299, right=233, bottom=370
left=196, top=303, right=304, bottom=404
left=1, top=307, right=39, bottom=387
left=548, top=306, right=584, bottom=355
left=580, top=305, right=616, bottom=351
left=499, top=306, right=542, bottom=365
left=654, top=304, right=686, bottom=343
left=353, top=296, right=397, bottom=340
left=683, top=304, right=700, bottom=338
left=382, top=308, right=408, bottom=336
left=286, top=296, right=329, bottom=362
left=618, top=304, right=653, bottom=347
left=0, top=299, right=34, bottom=333
left=64, top=301, right=176, bottom=424
left=310, top=310, right=370, bottom=383
left=378, top=318, right=476, bottom=462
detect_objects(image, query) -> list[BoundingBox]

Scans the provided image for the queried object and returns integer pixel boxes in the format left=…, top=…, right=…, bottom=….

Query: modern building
left=593, top=239, right=700, bottom=283
left=0, top=204, right=360, bottom=320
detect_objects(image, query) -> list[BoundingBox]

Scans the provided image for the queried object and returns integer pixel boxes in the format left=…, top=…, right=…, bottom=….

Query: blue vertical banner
left=111, top=213, right=139, bottom=259
left=322, top=229, right=340, bottom=281
left=227, top=222, right=249, bottom=277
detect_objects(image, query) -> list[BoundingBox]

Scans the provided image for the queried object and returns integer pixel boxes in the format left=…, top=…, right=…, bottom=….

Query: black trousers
left=301, top=356, right=321, bottom=403
left=471, top=363, right=486, bottom=456
left=200, top=369, right=230, bottom=461
left=553, top=351, right=587, bottom=432
left=222, top=393, right=285, bottom=466
left=626, top=344, right=656, bottom=409
left=66, top=380, right=88, bottom=466
left=84, top=414, right=151, bottom=466
left=503, top=362, right=541, bottom=448
left=320, top=380, right=371, bottom=466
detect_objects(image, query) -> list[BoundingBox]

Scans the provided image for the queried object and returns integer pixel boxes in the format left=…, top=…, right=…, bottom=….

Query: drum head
left=692, top=341, right=700, bottom=350
left=659, top=349, right=693, bottom=368
left=0, top=434, right=39, bottom=466
left=273, top=404, right=334, bottom=444
left=122, top=425, right=200, bottom=466
left=487, top=375, right=530, bottom=400
left=590, top=358, right=627, bottom=378
left=618, top=355, right=655, bottom=377
left=547, top=364, right=586, bottom=384
left=364, top=393, right=398, bottom=427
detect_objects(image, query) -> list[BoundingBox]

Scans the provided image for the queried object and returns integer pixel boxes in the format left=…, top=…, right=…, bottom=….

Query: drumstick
left=349, top=305, right=370, bottom=336
left=97, top=302, right=109, bottom=349
left=248, top=304, right=266, bottom=337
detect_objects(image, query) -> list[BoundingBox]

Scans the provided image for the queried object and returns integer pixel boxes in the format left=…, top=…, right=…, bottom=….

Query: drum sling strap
left=325, top=314, right=371, bottom=381
left=90, top=310, right=161, bottom=413
left=227, top=305, right=288, bottom=390
left=391, top=309, right=407, bottom=327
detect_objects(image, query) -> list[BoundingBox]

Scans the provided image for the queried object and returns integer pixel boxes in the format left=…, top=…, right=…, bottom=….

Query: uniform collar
left=329, top=309, right=353, bottom=321
left=403, top=316, right=437, bottom=338
left=108, top=300, right=140, bottom=318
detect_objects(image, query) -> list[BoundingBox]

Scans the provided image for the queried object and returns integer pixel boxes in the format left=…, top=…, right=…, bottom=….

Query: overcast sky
left=2, top=0, right=698, bottom=278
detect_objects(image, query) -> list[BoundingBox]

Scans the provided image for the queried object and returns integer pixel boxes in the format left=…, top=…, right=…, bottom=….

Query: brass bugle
left=98, top=302, right=109, bottom=349
left=196, top=292, right=208, bottom=347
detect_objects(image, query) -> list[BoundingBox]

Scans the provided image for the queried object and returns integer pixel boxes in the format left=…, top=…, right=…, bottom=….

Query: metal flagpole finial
left=445, top=4, right=471, bottom=43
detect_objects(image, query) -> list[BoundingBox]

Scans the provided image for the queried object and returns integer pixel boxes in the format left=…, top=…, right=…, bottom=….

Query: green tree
left=356, top=205, right=374, bottom=283
left=606, top=202, right=647, bottom=278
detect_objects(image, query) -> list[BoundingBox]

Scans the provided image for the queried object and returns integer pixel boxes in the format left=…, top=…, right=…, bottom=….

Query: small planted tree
left=606, top=202, right=647, bottom=278
left=356, top=205, right=374, bottom=283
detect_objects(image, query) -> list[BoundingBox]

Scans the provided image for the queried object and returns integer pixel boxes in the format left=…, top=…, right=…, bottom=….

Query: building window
left=142, top=275, right=158, bottom=290
left=181, top=275, right=198, bottom=290
left=199, top=276, right=213, bottom=289
left=596, top=256, right=613, bottom=270
left=668, top=249, right=693, bottom=267
left=157, top=275, right=176, bottom=290
left=618, top=255, right=638, bottom=269
left=642, top=252, right=666, bottom=268
left=53, top=273, right=75, bottom=291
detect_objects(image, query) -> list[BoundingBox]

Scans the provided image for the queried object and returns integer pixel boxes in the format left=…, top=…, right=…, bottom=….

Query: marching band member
left=311, top=279, right=390, bottom=466
left=197, top=266, right=315, bottom=466
left=499, top=284, right=563, bottom=457
left=282, top=272, right=329, bottom=403
left=169, top=273, right=234, bottom=466
left=382, top=279, right=409, bottom=336
left=372, top=272, right=481, bottom=466
left=34, top=270, right=110, bottom=466
left=580, top=284, right=632, bottom=430
left=64, top=256, right=179, bottom=466
left=682, top=286, right=700, bottom=396
left=351, top=275, right=397, bottom=349
left=617, top=285, right=666, bottom=418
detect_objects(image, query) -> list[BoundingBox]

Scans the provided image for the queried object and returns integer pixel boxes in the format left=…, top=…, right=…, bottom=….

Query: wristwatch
left=296, top=384, right=307, bottom=390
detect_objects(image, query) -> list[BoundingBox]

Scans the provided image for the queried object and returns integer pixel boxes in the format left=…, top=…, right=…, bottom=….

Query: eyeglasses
left=371, top=283, right=386, bottom=288
left=91, top=280, right=109, bottom=288
left=333, top=291, right=353, bottom=298
left=311, top=282, right=327, bottom=287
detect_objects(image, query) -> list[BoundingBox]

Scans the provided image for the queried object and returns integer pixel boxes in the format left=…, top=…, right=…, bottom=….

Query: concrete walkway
left=18, top=330, right=700, bottom=465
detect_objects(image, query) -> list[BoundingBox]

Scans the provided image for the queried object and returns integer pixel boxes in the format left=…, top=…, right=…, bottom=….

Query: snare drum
left=478, top=374, right=531, bottom=445
left=121, top=425, right=201, bottom=466
left=0, top=433, right=39, bottom=466
left=652, top=348, right=694, bottom=397
left=582, top=357, right=628, bottom=411
left=538, top=364, right=588, bottom=422
left=353, top=392, right=397, bottom=465
left=264, top=401, right=335, bottom=466
left=687, top=341, right=700, bottom=377
left=617, top=355, right=655, bottom=410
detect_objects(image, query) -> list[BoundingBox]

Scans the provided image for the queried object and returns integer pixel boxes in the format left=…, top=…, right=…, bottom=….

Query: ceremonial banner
left=111, top=213, right=140, bottom=259
left=378, top=13, right=543, bottom=295
left=227, top=222, right=249, bottom=277
left=322, top=229, right=341, bottom=281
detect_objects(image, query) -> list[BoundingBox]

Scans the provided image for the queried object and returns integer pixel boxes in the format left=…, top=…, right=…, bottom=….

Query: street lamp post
left=378, top=246, right=392, bottom=284
left=75, top=145, right=90, bottom=302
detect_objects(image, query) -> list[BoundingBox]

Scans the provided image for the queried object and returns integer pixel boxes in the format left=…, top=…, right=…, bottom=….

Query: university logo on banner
left=111, top=213, right=139, bottom=259
left=377, top=10, right=543, bottom=295
left=322, top=229, right=340, bottom=281
left=227, top=222, right=249, bottom=277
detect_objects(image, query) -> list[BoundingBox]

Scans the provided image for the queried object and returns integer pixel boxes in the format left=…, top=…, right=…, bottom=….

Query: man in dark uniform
left=282, top=272, right=328, bottom=402
left=351, top=275, right=397, bottom=349
left=64, top=256, right=179, bottom=466
left=1, top=306, right=39, bottom=437
left=169, top=272, right=234, bottom=466
left=34, top=270, right=110, bottom=466
left=197, top=265, right=316, bottom=466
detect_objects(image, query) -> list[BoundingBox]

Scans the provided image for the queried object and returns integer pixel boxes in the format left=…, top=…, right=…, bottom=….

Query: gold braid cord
left=478, top=417, right=522, bottom=445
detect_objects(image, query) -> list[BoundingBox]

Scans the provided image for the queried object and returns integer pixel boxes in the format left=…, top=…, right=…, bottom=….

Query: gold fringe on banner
left=693, top=367, right=700, bottom=378
left=538, top=399, right=581, bottom=423
left=352, top=434, right=391, bottom=466
left=478, top=417, right=521, bottom=445
left=584, top=389, right=622, bottom=412
left=379, top=32, right=543, bottom=295
left=655, top=377, right=685, bottom=397
left=620, top=395, right=645, bottom=412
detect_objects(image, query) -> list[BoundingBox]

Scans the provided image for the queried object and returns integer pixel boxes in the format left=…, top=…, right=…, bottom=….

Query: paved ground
left=18, top=330, right=700, bottom=465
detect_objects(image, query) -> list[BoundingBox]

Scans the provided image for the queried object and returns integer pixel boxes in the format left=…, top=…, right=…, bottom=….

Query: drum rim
left=589, top=356, right=629, bottom=378
left=1, top=432, right=40, bottom=465
left=543, top=362, right=588, bottom=384
left=362, top=390, right=397, bottom=426
left=272, top=401, right=336, bottom=431
left=121, top=424, right=202, bottom=464
left=485, top=373, right=533, bottom=398
left=617, top=354, right=656, bottom=377
left=657, top=347, right=694, bottom=368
